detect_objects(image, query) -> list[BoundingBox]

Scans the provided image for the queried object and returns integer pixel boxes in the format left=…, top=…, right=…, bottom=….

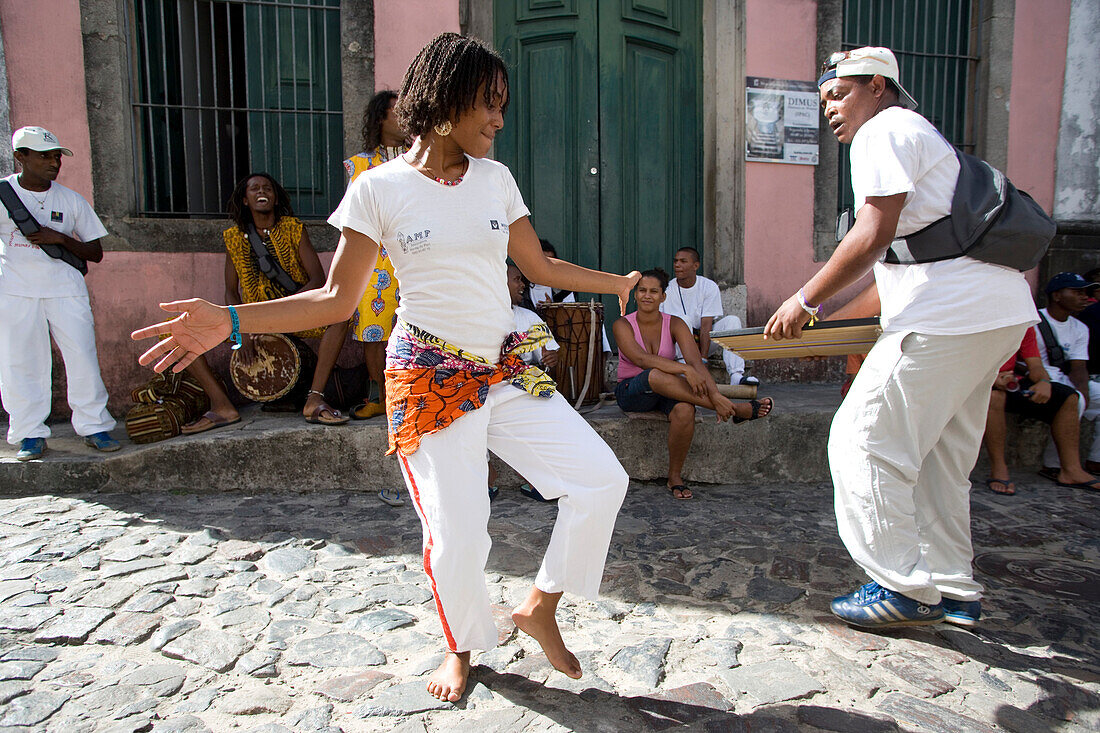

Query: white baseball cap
left=817, top=47, right=919, bottom=110
left=11, top=126, right=73, bottom=156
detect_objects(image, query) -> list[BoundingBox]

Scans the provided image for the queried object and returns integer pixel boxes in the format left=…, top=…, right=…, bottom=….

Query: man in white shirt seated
left=660, top=247, right=755, bottom=385
left=508, top=263, right=559, bottom=369
left=1034, top=272, right=1100, bottom=478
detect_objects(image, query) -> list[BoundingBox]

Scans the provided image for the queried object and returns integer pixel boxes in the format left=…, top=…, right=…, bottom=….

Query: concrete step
left=0, top=384, right=1075, bottom=494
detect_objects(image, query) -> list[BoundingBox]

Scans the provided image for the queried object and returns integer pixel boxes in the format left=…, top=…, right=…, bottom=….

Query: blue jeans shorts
left=615, top=369, right=678, bottom=415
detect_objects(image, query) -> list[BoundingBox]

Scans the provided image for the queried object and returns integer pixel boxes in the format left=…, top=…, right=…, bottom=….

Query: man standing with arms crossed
left=0, top=126, right=118, bottom=460
left=765, top=48, right=1037, bottom=628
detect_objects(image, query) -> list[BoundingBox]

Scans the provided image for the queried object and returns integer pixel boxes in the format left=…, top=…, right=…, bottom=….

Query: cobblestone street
left=0, top=477, right=1096, bottom=732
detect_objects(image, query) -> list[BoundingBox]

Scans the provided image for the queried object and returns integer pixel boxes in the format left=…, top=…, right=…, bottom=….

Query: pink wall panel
left=373, top=0, right=461, bottom=92
left=0, top=0, right=94, bottom=203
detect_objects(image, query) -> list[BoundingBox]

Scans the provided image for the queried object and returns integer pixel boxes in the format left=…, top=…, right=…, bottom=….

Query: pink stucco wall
left=743, top=0, right=824, bottom=325
left=373, top=0, right=461, bottom=91
left=1006, top=0, right=1071, bottom=290
left=1006, top=0, right=1070, bottom=215
left=0, top=0, right=94, bottom=202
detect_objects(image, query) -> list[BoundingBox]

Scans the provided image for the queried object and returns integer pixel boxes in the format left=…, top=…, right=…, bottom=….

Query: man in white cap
left=0, top=126, right=118, bottom=460
left=763, top=48, right=1037, bottom=629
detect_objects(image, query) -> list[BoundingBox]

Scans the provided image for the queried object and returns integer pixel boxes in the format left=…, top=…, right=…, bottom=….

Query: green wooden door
left=495, top=0, right=702, bottom=301
left=244, top=0, right=343, bottom=218
left=494, top=2, right=602, bottom=272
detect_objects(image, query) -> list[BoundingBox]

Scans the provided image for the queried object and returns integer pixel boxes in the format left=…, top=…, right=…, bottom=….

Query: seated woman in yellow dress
left=344, top=90, right=410, bottom=421
left=181, top=173, right=350, bottom=431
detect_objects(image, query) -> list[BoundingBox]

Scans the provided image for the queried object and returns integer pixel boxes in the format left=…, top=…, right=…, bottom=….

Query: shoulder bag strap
left=246, top=222, right=301, bottom=295
left=1035, top=312, right=1066, bottom=370
left=0, top=180, right=87, bottom=276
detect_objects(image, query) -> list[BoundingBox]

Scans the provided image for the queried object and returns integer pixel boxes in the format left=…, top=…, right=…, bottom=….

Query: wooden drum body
left=229, top=333, right=317, bottom=402
left=538, top=301, right=604, bottom=406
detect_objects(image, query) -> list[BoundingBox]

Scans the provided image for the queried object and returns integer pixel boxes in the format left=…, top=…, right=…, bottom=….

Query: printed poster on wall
left=745, top=76, right=820, bottom=165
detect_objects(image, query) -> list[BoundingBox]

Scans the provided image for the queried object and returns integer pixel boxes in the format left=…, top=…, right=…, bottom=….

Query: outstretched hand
left=618, top=271, right=641, bottom=315
left=131, top=299, right=231, bottom=373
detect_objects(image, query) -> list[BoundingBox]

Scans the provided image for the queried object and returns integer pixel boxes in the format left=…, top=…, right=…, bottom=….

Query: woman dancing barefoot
left=132, top=33, right=638, bottom=703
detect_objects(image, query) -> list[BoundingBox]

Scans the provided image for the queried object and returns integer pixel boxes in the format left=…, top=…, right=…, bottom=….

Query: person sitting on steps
left=613, top=268, right=773, bottom=500
left=181, top=173, right=350, bottom=433
left=982, top=327, right=1098, bottom=494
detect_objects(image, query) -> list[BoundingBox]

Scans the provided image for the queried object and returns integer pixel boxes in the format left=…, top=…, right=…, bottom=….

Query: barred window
left=129, top=0, right=342, bottom=219
left=838, top=0, right=982, bottom=213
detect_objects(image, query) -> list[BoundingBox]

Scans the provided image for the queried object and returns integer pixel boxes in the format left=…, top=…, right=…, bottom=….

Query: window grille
left=128, top=0, right=342, bottom=219
left=837, top=0, right=982, bottom=213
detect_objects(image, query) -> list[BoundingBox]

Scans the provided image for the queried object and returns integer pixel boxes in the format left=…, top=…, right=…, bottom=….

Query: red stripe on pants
left=398, top=451, right=458, bottom=652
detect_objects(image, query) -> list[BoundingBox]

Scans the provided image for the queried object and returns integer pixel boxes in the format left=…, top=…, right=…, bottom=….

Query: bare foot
left=1057, top=467, right=1098, bottom=485
left=512, top=589, right=582, bottom=679
left=426, top=651, right=470, bottom=702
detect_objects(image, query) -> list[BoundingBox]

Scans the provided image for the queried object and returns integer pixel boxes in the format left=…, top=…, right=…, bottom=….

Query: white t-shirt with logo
left=329, top=156, right=530, bottom=362
left=0, top=174, right=108, bottom=298
left=850, top=107, right=1036, bottom=335
left=660, top=275, right=723, bottom=331
left=1034, top=307, right=1090, bottom=386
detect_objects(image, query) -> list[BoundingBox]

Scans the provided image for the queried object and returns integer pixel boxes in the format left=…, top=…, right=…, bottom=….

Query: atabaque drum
left=537, top=301, right=604, bottom=407
left=229, top=333, right=317, bottom=402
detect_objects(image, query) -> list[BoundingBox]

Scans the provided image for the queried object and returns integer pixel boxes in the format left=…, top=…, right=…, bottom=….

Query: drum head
left=229, top=333, right=303, bottom=402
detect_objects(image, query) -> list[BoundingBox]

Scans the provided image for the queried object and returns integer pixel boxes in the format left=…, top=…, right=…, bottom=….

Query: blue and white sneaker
left=15, top=437, right=46, bottom=462
left=941, top=598, right=981, bottom=627
left=830, top=581, right=944, bottom=629
left=83, top=431, right=121, bottom=452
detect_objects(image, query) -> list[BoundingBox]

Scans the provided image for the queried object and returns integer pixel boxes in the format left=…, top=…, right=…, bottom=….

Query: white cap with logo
left=11, top=126, right=74, bottom=156
left=818, top=46, right=919, bottom=111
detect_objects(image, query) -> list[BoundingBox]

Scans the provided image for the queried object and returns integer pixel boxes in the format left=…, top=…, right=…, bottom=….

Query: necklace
left=406, top=154, right=466, bottom=186
left=24, top=187, right=48, bottom=210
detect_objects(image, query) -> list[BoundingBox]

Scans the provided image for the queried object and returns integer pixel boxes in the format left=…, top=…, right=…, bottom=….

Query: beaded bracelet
left=228, top=305, right=242, bottom=351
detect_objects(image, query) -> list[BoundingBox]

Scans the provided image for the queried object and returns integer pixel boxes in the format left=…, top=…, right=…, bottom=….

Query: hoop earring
left=433, top=120, right=453, bottom=137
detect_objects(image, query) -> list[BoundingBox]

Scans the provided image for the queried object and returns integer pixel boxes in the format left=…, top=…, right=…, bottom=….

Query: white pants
left=0, top=293, right=115, bottom=444
left=1041, top=378, right=1100, bottom=466
left=673, top=315, right=747, bottom=383
left=397, top=383, right=628, bottom=652
left=829, top=325, right=1026, bottom=605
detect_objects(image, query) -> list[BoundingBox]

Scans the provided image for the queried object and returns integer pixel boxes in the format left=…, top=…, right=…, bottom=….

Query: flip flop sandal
left=305, top=404, right=350, bottom=425
left=732, top=397, right=774, bottom=424
left=378, top=488, right=405, bottom=507
left=180, top=411, right=241, bottom=435
left=1037, top=466, right=1061, bottom=482
left=520, top=484, right=553, bottom=502
left=984, top=478, right=1016, bottom=495
left=667, top=484, right=693, bottom=500
left=1056, top=478, right=1100, bottom=491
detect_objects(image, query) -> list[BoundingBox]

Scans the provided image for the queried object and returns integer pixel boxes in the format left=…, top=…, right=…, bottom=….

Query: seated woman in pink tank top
left=613, top=268, right=773, bottom=500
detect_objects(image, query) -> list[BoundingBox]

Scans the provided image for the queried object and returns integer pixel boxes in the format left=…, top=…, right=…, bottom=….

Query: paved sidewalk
left=0, top=477, right=1096, bottom=732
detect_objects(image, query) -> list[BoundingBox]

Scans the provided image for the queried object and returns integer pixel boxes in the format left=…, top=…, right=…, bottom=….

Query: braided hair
left=226, top=173, right=294, bottom=231
left=361, top=90, right=398, bottom=152
left=395, top=32, right=509, bottom=138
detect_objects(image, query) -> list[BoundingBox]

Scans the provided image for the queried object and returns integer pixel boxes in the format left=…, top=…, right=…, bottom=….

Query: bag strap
left=0, top=180, right=88, bottom=276
left=1035, top=312, right=1066, bottom=370
left=247, top=222, right=301, bottom=295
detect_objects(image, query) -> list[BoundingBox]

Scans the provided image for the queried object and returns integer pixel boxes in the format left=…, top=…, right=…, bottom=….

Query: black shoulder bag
left=834, top=137, right=1056, bottom=273
left=1035, top=312, right=1067, bottom=371
left=0, top=180, right=88, bottom=275
left=246, top=222, right=301, bottom=295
